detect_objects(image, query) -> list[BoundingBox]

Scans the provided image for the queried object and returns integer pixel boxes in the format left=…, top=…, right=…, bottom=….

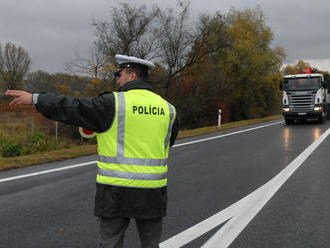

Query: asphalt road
left=1, top=119, right=330, bottom=248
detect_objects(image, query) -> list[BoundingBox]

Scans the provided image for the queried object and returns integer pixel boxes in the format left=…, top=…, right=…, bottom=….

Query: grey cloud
left=1, top=0, right=330, bottom=72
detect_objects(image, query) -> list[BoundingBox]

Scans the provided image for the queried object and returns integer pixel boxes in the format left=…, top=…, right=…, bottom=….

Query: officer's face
left=116, top=69, right=136, bottom=87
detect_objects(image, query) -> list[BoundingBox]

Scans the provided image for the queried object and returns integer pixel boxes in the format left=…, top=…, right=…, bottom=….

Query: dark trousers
left=97, top=217, right=163, bottom=248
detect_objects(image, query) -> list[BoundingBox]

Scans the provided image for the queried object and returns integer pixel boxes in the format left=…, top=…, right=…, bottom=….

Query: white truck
left=280, top=68, right=329, bottom=124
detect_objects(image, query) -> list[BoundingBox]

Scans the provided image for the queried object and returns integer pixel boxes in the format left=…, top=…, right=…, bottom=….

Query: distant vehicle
left=280, top=68, right=329, bottom=124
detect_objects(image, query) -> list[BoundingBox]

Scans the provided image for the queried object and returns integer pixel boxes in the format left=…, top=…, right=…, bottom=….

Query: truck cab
left=280, top=68, right=328, bottom=124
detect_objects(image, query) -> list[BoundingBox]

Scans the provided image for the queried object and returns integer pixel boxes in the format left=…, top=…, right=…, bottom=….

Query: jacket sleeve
left=35, top=92, right=115, bottom=133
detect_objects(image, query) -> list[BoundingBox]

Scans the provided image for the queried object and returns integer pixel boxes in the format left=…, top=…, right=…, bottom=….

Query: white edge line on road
left=0, top=161, right=96, bottom=183
left=0, top=120, right=283, bottom=184
left=160, top=126, right=330, bottom=248
left=173, top=121, right=283, bottom=148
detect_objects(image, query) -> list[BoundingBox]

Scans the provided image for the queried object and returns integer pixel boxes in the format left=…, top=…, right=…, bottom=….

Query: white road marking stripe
left=0, top=161, right=96, bottom=183
left=173, top=121, right=283, bottom=148
left=0, top=120, right=282, bottom=184
left=160, top=127, right=330, bottom=248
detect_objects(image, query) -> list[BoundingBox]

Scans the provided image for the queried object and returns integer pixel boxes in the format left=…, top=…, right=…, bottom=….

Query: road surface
left=1, top=119, right=329, bottom=248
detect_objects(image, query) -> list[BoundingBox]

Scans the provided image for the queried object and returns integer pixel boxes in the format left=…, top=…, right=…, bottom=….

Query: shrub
left=28, top=131, right=49, bottom=153
left=1, top=141, right=22, bottom=157
left=30, top=131, right=47, bottom=144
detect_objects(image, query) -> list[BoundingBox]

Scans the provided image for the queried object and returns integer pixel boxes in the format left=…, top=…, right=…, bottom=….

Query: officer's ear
left=130, top=71, right=138, bottom=80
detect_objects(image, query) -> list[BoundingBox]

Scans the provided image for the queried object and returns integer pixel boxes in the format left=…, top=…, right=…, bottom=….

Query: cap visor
left=113, top=69, right=122, bottom=77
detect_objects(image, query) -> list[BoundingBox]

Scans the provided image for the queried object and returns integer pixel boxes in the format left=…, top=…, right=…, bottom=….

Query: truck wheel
left=319, top=111, right=326, bottom=124
left=319, top=117, right=323, bottom=124
left=285, top=119, right=292, bottom=125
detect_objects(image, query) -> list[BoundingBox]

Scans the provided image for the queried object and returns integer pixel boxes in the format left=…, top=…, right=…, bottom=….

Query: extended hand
left=5, top=90, right=33, bottom=106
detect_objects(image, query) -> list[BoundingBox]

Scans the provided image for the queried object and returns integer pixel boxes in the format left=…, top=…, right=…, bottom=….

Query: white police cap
left=115, top=54, right=154, bottom=70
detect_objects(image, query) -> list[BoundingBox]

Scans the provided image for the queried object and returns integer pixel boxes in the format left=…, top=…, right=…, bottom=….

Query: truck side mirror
left=279, top=80, right=283, bottom=91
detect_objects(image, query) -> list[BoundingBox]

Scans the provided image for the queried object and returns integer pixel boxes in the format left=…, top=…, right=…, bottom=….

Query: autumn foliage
left=164, top=7, right=285, bottom=128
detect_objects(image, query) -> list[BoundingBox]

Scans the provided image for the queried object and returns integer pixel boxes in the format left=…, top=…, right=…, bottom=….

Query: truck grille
left=288, top=92, right=315, bottom=112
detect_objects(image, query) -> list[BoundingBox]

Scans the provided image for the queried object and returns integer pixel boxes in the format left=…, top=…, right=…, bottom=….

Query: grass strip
left=0, top=145, right=97, bottom=170
left=178, top=115, right=282, bottom=139
left=0, top=115, right=282, bottom=171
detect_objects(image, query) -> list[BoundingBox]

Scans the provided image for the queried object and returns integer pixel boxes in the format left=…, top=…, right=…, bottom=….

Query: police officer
left=5, top=54, right=179, bottom=248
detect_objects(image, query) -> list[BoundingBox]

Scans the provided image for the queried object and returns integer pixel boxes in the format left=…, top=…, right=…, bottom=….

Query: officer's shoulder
left=97, top=92, right=115, bottom=103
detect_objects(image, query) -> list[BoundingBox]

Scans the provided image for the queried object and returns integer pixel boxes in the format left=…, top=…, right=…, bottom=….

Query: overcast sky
left=1, top=0, right=330, bottom=73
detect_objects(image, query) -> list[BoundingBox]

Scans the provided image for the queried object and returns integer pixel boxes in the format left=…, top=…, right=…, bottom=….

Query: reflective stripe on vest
left=117, top=92, right=125, bottom=157
left=165, top=102, right=175, bottom=152
left=98, top=168, right=167, bottom=180
left=99, top=155, right=168, bottom=166
left=96, top=91, right=176, bottom=188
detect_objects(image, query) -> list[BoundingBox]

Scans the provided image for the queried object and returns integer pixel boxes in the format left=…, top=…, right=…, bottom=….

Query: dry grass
left=0, top=145, right=97, bottom=170
left=178, top=115, right=282, bottom=139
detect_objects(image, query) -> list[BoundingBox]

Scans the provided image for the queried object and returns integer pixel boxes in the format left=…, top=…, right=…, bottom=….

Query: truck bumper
left=282, top=111, right=323, bottom=120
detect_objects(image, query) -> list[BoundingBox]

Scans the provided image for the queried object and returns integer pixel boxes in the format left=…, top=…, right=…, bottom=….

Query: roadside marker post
left=218, top=109, right=222, bottom=127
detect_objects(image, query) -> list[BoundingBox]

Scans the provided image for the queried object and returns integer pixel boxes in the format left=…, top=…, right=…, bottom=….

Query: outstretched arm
left=5, top=90, right=115, bottom=133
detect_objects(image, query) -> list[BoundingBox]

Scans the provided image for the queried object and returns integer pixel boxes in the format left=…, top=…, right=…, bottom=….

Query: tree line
left=1, top=1, right=286, bottom=129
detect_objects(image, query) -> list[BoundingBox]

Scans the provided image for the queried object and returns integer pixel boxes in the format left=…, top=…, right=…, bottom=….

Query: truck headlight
left=314, top=106, right=323, bottom=111
left=283, top=107, right=290, bottom=112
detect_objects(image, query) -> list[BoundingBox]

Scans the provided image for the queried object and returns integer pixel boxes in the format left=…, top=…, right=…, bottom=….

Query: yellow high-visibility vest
left=96, top=90, right=176, bottom=188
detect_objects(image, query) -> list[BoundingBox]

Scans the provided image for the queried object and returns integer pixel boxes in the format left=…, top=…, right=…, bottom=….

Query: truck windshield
left=284, top=77, right=321, bottom=90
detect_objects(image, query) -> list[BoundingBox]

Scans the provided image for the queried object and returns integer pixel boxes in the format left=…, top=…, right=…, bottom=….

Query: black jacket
left=35, top=80, right=178, bottom=218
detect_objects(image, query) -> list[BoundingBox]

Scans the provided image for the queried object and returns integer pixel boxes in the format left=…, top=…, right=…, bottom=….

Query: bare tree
left=156, top=1, right=230, bottom=97
left=93, top=3, right=160, bottom=60
left=65, top=45, right=112, bottom=81
left=64, top=45, right=116, bottom=96
left=0, top=42, right=31, bottom=90
left=91, top=1, right=229, bottom=98
left=155, top=1, right=194, bottom=97
left=24, top=70, right=57, bottom=93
